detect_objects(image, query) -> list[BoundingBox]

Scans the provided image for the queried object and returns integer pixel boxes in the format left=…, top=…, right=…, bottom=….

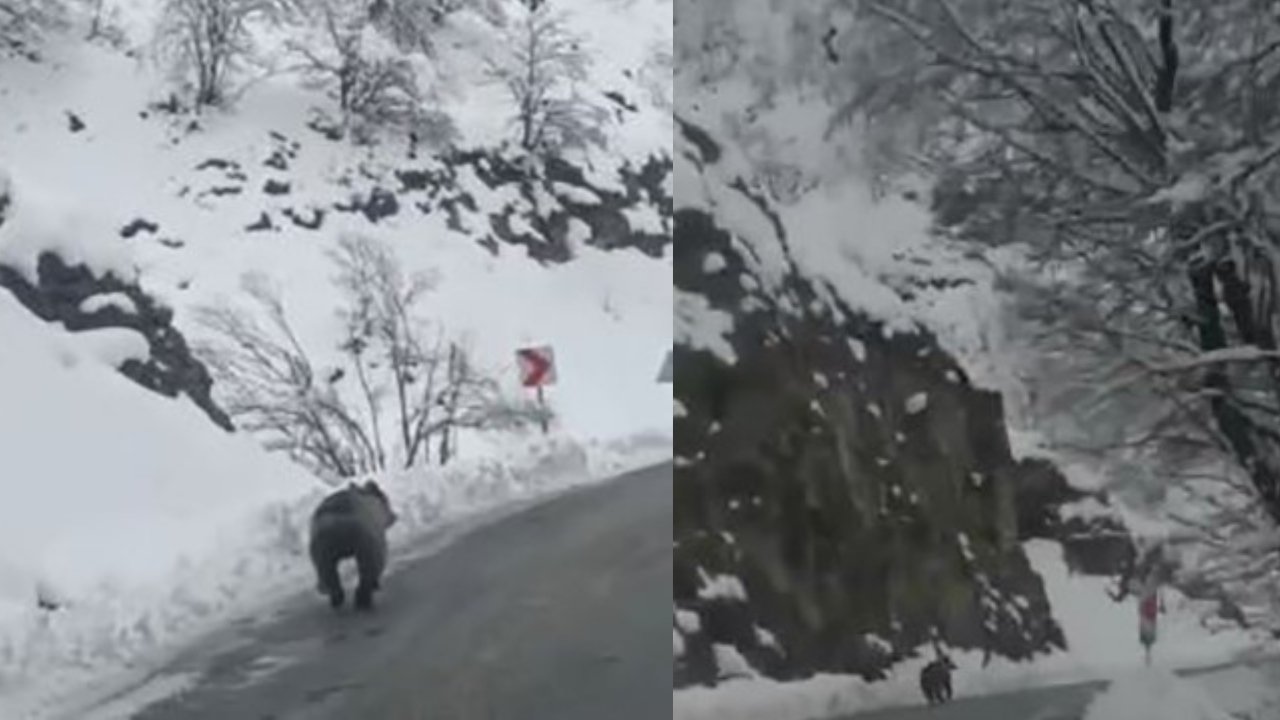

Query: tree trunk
left=1189, top=263, right=1280, bottom=521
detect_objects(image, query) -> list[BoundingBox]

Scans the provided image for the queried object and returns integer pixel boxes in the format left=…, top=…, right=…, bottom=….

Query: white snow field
left=1081, top=668, right=1235, bottom=720
left=0, top=0, right=671, bottom=716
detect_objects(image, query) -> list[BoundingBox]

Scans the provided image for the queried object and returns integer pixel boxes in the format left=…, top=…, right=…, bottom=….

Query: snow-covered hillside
left=672, top=2, right=1273, bottom=716
left=0, top=0, right=671, bottom=715
left=1, top=0, right=672, bottom=444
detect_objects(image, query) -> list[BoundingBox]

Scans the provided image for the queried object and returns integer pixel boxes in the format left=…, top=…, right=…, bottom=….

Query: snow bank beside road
left=674, top=540, right=1266, bottom=720
left=0, top=291, right=321, bottom=624
left=1083, top=668, right=1234, bottom=720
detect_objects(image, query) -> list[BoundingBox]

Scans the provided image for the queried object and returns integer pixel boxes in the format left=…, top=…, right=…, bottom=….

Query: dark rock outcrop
left=119, top=217, right=159, bottom=238
left=390, top=148, right=672, bottom=263
left=0, top=252, right=233, bottom=431
left=263, top=179, right=291, bottom=196
left=673, top=119, right=1090, bottom=688
left=246, top=212, right=273, bottom=232
left=334, top=187, right=399, bottom=224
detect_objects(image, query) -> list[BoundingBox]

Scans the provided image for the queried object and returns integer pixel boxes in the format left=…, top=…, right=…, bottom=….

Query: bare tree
left=367, top=0, right=476, bottom=57
left=793, top=0, right=1280, bottom=623
left=328, top=235, right=542, bottom=467
left=195, top=273, right=381, bottom=480
left=198, top=236, right=544, bottom=478
left=154, top=0, right=280, bottom=107
left=840, top=1, right=1280, bottom=530
left=287, top=0, right=421, bottom=137
left=0, top=0, right=66, bottom=57
left=483, top=0, right=609, bottom=154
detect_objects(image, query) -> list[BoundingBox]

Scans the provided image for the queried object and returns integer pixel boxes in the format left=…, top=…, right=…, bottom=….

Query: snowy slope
left=0, top=290, right=319, bottom=618
left=0, top=0, right=673, bottom=445
left=0, top=287, right=322, bottom=715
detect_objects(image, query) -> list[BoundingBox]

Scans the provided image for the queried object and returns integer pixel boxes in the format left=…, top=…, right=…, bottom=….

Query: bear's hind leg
left=311, top=545, right=345, bottom=609
left=353, top=539, right=385, bottom=611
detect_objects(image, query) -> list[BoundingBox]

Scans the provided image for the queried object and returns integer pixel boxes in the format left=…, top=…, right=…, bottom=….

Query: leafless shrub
left=286, top=0, right=422, bottom=139
left=0, top=0, right=67, bottom=58
left=483, top=1, right=609, bottom=154
left=197, top=236, right=544, bottom=479
left=154, top=0, right=280, bottom=107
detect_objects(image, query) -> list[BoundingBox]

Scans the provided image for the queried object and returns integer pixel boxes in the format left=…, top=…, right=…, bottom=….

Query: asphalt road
left=94, top=462, right=672, bottom=720
left=843, top=680, right=1106, bottom=720
left=842, top=657, right=1279, bottom=720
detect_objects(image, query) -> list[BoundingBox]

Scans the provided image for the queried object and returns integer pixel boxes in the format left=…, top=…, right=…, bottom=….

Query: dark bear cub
left=309, top=480, right=397, bottom=611
left=919, top=655, right=956, bottom=705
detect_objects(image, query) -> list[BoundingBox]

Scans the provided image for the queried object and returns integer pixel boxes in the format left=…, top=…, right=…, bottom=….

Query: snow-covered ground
left=1082, top=668, right=1236, bottom=720
left=1082, top=661, right=1280, bottom=720
left=674, top=539, right=1269, bottom=720
left=0, top=0, right=671, bottom=716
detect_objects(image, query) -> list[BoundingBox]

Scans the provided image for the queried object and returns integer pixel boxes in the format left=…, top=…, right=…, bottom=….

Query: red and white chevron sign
left=516, top=345, right=557, bottom=387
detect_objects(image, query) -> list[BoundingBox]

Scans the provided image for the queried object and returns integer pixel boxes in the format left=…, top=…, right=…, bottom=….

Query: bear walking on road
left=919, top=655, right=956, bottom=705
left=309, top=480, right=397, bottom=611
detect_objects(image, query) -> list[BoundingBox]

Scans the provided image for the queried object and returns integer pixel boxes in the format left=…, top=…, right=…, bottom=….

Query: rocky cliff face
left=672, top=118, right=1135, bottom=688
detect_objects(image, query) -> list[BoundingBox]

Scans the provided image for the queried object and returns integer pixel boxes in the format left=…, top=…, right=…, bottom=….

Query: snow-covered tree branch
left=154, top=0, right=281, bottom=106
left=483, top=1, right=608, bottom=154
left=286, top=0, right=423, bottom=138
left=0, top=0, right=66, bottom=57
left=196, top=237, right=545, bottom=480
left=847, top=0, right=1280, bottom=528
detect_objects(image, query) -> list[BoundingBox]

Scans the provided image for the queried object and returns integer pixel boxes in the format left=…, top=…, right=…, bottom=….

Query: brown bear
left=309, top=480, right=397, bottom=611
left=919, top=655, right=956, bottom=705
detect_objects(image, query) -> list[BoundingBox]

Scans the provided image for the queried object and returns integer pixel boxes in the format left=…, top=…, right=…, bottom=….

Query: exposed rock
left=433, top=149, right=672, bottom=262
left=603, top=90, right=639, bottom=114
left=195, top=158, right=238, bottom=172
left=0, top=252, right=233, bottom=431
left=119, top=217, right=159, bottom=238
left=283, top=206, right=325, bottom=230
left=246, top=212, right=273, bottom=232
left=263, top=179, right=291, bottom=195
left=673, top=119, right=1075, bottom=688
left=334, top=187, right=399, bottom=223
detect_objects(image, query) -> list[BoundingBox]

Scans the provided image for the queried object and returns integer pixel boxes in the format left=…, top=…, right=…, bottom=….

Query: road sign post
left=657, top=349, right=673, bottom=383
left=516, top=345, right=556, bottom=435
left=536, top=385, right=548, bottom=434
left=1139, top=580, right=1158, bottom=666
